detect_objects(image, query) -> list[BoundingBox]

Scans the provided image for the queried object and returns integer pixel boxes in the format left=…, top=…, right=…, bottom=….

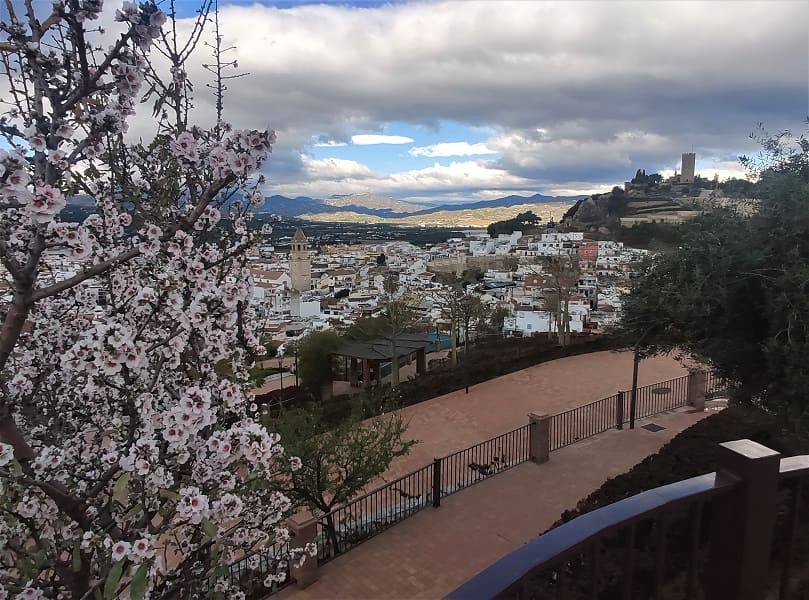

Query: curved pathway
left=277, top=351, right=702, bottom=599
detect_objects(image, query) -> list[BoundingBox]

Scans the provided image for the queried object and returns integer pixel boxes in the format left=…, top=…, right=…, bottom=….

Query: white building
left=504, top=303, right=589, bottom=336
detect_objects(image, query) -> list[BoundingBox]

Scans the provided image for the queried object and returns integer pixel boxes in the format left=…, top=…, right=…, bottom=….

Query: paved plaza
left=278, top=350, right=707, bottom=599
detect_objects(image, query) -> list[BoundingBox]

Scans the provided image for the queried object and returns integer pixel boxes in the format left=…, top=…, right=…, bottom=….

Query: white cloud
left=301, top=156, right=373, bottom=180
left=72, top=0, right=805, bottom=200
left=313, top=141, right=348, bottom=147
left=350, top=134, right=414, bottom=145
left=409, top=142, right=497, bottom=157
left=269, top=158, right=535, bottom=200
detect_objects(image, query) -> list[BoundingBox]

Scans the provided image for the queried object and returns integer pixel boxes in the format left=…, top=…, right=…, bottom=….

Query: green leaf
left=201, top=517, right=218, bottom=540
left=72, top=541, right=82, bottom=572
left=94, top=589, right=103, bottom=600
left=124, top=503, right=144, bottom=520
left=104, top=560, right=124, bottom=600
left=11, top=459, right=22, bottom=478
left=113, top=472, right=130, bottom=504
left=130, top=561, right=149, bottom=600
left=18, top=556, right=33, bottom=578
left=158, top=488, right=180, bottom=501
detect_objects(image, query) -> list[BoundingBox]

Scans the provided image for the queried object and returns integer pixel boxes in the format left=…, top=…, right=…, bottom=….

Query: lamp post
left=277, top=346, right=286, bottom=394
left=460, top=296, right=474, bottom=394
left=628, top=326, right=654, bottom=429
left=629, top=346, right=639, bottom=429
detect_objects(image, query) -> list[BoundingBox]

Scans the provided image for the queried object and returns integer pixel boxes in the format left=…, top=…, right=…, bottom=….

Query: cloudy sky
left=13, top=0, right=809, bottom=203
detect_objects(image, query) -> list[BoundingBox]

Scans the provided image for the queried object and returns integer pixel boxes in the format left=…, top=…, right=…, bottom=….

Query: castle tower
left=289, top=228, right=311, bottom=293
left=681, top=152, right=696, bottom=183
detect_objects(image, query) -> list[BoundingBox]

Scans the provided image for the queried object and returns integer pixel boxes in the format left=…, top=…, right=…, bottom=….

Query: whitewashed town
left=3, top=223, right=646, bottom=345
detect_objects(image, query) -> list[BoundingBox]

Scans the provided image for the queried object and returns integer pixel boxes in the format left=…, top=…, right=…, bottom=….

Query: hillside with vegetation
left=561, top=168, right=761, bottom=248
left=616, top=128, right=809, bottom=428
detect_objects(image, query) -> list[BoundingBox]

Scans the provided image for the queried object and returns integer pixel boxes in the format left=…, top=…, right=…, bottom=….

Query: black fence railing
left=315, top=424, right=532, bottom=564
left=550, top=394, right=621, bottom=451
left=705, top=371, right=729, bottom=398
left=316, top=463, right=435, bottom=564
left=633, top=374, right=690, bottom=421
left=306, top=370, right=730, bottom=572
left=228, top=543, right=291, bottom=599
left=440, top=425, right=532, bottom=498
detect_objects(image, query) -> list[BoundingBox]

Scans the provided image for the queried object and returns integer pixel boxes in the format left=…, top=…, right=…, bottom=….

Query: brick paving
left=281, top=407, right=709, bottom=600
left=276, top=351, right=704, bottom=600
left=374, top=350, right=690, bottom=481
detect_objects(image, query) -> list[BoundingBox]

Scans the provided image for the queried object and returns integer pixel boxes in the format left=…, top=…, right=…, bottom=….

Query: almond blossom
left=0, top=1, right=310, bottom=597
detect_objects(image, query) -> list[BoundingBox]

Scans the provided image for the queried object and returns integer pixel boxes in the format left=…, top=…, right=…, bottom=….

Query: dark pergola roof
left=334, top=333, right=434, bottom=361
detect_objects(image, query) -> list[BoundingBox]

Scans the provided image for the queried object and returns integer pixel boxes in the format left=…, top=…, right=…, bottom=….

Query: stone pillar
left=362, top=359, right=371, bottom=388
left=528, top=413, right=550, bottom=464
left=287, top=514, right=319, bottom=589
left=416, top=348, right=426, bottom=375
left=705, top=439, right=781, bottom=600
left=687, top=368, right=707, bottom=411
left=348, top=357, right=358, bottom=387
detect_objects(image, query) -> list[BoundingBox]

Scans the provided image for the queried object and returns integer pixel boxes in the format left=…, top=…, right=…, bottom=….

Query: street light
left=459, top=295, right=475, bottom=394
left=277, top=347, right=285, bottom=393
left=629, top=326, right=655, bottom=429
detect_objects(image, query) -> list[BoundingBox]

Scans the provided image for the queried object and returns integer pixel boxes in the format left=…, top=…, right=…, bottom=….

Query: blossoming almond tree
left=0, top=1, right=311, bottom=597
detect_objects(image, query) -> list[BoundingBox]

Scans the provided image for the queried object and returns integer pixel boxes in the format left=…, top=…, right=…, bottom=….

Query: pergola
left=332, top=333, right=439, bottom=388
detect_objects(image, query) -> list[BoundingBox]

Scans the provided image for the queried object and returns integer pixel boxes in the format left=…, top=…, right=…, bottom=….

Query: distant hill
left=257, top=192, right=583, bottom=220
left=410, top=193, right=582, bottom=216
left=298, top=202, right=575, bottom=228
left=324, top=193, right=424, bottom=213
left=66, top=191, right=584, bottom=228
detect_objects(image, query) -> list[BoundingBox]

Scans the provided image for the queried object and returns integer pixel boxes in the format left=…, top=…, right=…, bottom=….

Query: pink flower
left=27, top=185, right=66, bottom=223
left=16, top=586, right=45, bottom=599
left=111, top=540, right=131, bottom=562
left=0, top=442, right=13, bottom=467
left=28, top=136, right=46, bottom=152
left=7, top=169, right=30, bottom=190
left=130, top=537, right=154, bottom=560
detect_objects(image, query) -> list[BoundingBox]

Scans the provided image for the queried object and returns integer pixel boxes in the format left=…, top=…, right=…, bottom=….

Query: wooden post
left=416, top=348, right=426, bottom=375
left=687, top=368, right=707, bottom=411
left=528, top=413, right=551, bottom=463
left=287, top=514, right=319, bottom=589
left=362, top=358, right=371, bottom=388
left=705, top=439, right=781, bottom=600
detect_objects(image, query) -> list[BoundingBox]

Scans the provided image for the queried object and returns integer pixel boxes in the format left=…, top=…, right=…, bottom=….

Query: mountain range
left=256, top=192, right=584, bottom=219
left=65, top=191, right=585, bottom=228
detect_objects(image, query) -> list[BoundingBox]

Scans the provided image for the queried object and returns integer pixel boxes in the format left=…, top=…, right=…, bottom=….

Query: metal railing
left=705, top=370, right=729, bottom=398
left=316, top=424, right=532, bottom=564
left=228, top=543, right=291, bottom=599
left=447, top=441, right=809, bottom=600
left=316, top=463, right=435, bottom=563
left=440, top=424, right=532, bottom=498
left=633, top=374, right=690, bottom=421
left=550, top=394, right=621, bottom=451
left=309, top=370, right=731, bottom=571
